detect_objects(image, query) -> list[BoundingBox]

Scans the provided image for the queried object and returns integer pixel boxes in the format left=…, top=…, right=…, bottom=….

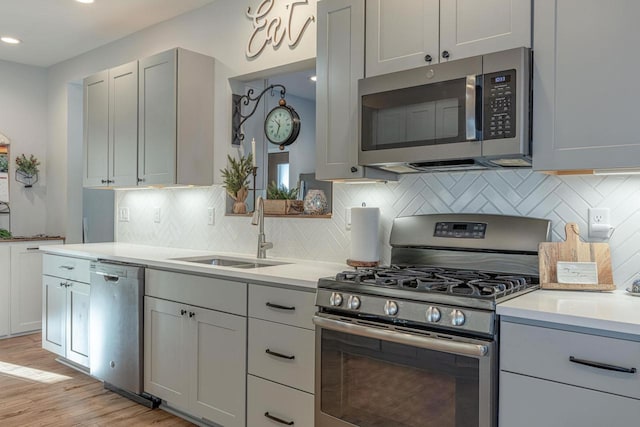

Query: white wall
left=45, top=0, right=318, bottom=240
left=0, top=59, right=48, bottom=236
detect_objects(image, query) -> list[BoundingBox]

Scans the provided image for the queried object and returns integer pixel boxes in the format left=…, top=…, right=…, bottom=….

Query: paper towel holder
left=347, top=202, right=380, bottom=268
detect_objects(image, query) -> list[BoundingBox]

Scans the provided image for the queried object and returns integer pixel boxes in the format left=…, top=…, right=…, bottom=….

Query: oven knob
left=451, top=309, right=466, bottom=326
left=426, top=306, right=441, bottom=323
left=348, top=295, right=361, bottom=310
left=384, top=300, right=398, bottom=316
left=329, top=292, right=343, bottom=307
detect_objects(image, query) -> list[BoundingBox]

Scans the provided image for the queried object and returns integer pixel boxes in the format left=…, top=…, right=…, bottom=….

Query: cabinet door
left=109, top=61, right=139, bottom=187
left=0, top=246, right=10, bottom=337
left=65, top=281, right=90, bottom=367
left=138, top=49, right=177, bottom=185
left=316, top=0, right=366, bottom=180
left=83, top=70, right=109, bottom=187
left=500, top=371, right=640, bottom=426
left=42, top=275, right=67, bottom=356
left=189, top=306, right=247, bottom=427
left=10, top=243, right=45, bottom=334
left=440, top=0, right=531, bottom=62
left=533, top=0, right=640, bottom=171
left=143, top=296, right=189, bottom=408
left=365, top=0, right=439, bottom=77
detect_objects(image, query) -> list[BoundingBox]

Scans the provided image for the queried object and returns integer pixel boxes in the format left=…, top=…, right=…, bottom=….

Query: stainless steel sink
left=171, top=256, right=288, bottom=269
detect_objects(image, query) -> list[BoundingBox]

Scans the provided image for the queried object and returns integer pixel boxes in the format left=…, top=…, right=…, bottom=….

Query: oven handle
left=313, top=315, right=488, bottom=358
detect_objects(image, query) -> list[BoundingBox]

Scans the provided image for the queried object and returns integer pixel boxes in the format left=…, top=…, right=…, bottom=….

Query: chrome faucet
left=251, top=196, right=273, bottom=259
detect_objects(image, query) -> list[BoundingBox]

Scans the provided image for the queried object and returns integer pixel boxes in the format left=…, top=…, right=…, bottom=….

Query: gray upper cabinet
left=83, top=48, right=214, bottom=187
left=83, top=61, right=138, bottom=187
left=83, top=70, right=110, bottom=187
left=365, top=0, right=439, bottom=77
left=533, top=0, right=640, bottom=172
left=365, top=0, right=531, bottom=77
left=316, top=0, right=367, bottom=180
left=138, top=48, right=215, bottom=186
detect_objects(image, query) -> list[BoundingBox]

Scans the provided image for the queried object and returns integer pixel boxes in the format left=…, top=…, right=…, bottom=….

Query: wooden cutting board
left=539, top=222, right=615, bottom=291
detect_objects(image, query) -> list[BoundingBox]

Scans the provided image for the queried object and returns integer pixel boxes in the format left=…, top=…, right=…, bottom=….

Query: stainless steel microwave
left=358, top=47, right=532, bottom=173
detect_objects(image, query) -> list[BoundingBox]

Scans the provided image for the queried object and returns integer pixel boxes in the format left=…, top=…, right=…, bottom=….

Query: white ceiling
left=268, top=69, right=317, bottom=101
left=0, top=0, right=216, bottom=67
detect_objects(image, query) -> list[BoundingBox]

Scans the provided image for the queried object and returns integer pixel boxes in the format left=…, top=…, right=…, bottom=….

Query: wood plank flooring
left=0, top=333, right=194, bottom=427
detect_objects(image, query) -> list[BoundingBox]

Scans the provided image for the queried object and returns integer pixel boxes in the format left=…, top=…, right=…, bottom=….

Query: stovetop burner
left=332, top=265, right=537, bottom=300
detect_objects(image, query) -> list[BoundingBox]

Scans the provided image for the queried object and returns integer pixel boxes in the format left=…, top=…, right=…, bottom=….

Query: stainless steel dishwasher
left=89, top=260, right=158, bottom=407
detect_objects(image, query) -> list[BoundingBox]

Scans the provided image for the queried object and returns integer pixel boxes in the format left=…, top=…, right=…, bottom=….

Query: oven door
left=313, top=314, right=496, bottom=427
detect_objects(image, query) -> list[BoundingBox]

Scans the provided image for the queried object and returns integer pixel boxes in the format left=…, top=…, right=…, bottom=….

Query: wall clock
left=264, top=99, right=301, bottom=150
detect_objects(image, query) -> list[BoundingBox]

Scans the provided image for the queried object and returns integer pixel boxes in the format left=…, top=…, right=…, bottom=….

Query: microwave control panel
left=484, top=69, right=516, bottom=140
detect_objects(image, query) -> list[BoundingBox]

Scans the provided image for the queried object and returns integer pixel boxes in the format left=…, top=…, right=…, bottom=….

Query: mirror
left=0, top=140, right=10, bottom=232
left=229, top=66, right=332, bottom=216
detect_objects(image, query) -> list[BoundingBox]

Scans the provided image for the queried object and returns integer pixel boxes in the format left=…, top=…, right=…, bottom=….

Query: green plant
left=15, top=154, right=40, bottom=176
left=267, top=181, right=298, bottom=200
left=220, top=153, right=253, bottom=197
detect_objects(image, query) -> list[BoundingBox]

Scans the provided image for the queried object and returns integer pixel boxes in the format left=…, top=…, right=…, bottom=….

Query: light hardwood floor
left=0, top=333, right=194, bottom=427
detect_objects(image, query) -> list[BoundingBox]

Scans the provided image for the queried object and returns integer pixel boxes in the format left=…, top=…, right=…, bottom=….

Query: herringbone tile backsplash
left=116, top=170, right=640, bottom=288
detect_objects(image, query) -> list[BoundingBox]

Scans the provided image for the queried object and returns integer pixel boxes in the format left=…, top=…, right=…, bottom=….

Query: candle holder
left=252, top=166, right=258, bottom=213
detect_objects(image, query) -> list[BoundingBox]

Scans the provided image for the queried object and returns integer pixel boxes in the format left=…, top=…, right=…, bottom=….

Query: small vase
left=231, top=186, right=249, bottom=214
left=303, top=189, right=328, bottom=215
left=15, top=170, right=38, bottom=188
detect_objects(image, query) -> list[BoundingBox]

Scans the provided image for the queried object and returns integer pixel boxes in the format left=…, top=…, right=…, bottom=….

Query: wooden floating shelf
left=226, top=213, right=332, bottom=219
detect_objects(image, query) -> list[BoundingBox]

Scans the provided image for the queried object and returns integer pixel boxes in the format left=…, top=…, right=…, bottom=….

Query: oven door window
left=320, top=328, right=480, bottom=427
left=361, top=78, right=470, bottom=151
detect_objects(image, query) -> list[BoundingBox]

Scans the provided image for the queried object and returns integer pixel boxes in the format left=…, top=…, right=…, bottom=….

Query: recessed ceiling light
left=1, top=36, right=21, bottom=45
left=309, top=75, right=317, bottom=82
left=76, top=0, right=95, bottom=4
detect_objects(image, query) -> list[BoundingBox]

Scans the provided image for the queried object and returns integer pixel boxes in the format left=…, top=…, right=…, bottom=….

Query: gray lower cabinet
left=533, top=0, right=640, bottom=171
left=41, top=254, right=91, bottom=368
left=144, top=270, right=246, bottom=427
left=499, top=320, right=640, bottom=425
left=247, top=284, right=316, bottom=426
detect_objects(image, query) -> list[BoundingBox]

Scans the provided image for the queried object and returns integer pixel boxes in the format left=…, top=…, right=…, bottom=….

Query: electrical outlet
left=118, top=207, right=130, bottom=222
left=208, top=207, right=215, bottom=225
left=154, top=207, right=161, bottom=223
left=345, top=208, right=352, bottom=230
left=588, top=207, right=611, bottom=239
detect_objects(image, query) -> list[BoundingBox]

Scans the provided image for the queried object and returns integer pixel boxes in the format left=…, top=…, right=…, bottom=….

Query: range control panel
left=434, top=222, right=487, bottom=239
left=484, top=69, right=516, bottom=140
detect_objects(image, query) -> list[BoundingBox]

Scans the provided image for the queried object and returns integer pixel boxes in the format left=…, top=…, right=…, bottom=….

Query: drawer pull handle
left=266, top=302, right=296, bottom=311
left=26, top=247, right=40, bottom=251
left=264, top=412, right=294, bottom=425
left=569, top=356, right=637, bottom=374
left=265, top=349, right=295, bottom=360
left=59, top=265, right=75, bottom=270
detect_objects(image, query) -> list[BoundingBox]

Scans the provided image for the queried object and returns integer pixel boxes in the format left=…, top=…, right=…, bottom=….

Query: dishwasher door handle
left=95, top=271, right=121, bottom=282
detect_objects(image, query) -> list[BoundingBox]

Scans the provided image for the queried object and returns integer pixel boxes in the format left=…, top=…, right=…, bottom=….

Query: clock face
left=265, top=106, right=295, bottom=144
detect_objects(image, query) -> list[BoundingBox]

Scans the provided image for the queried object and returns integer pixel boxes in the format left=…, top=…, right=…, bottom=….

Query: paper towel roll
left=350, top=207, right=380, bottom=263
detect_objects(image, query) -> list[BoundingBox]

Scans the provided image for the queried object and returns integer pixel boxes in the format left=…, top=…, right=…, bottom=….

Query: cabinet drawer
left=247, top=375, right=314, bottom=427
left=145, top=269, right=246, bottom=316
left=501, top=321, right=640, bottom=399
left=43, top=254, right=91, bottom=283
left=248, top=284, right=315, bottom=329
left=500, top=371, right=640, bottom=426
left=248, top=318, right=315, bottom=393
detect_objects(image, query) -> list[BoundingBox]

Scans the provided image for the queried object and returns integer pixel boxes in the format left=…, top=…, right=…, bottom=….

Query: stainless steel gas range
left=314, top=213, right=551, bottom=427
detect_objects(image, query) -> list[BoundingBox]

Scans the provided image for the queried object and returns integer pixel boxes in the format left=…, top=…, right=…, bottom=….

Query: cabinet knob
left=350, top=166, right=358, bottom=173
left=101, top=179, right=108, bottom=184
left=180, top=309, right=187, bottom=316
left=137, top=177, right=145, bottom=183
left=189, top=311, right=195, bottom=318
left=442, top=50, right=450, bottom=59
left=424, top=54, right=433, bottom=63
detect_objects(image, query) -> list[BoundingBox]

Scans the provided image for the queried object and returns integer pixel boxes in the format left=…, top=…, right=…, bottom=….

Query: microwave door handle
left=465, top=75, right=477, bottom=141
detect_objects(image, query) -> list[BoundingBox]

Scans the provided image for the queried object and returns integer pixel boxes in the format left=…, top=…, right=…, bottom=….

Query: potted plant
left=264, top=181, right=303, bottom=215
left=15, top=154, right=40, bottom=187
left=220, top=153, right=254, bottom=214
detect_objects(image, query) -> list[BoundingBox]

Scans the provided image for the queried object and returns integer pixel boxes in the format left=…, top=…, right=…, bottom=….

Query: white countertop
left=497, top=289, right=640, bottom=335
left=40, top=243, right=348, bottom=290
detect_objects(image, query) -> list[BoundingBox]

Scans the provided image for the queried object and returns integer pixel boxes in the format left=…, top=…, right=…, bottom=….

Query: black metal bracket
left=232, top=84, right=287, bottom=145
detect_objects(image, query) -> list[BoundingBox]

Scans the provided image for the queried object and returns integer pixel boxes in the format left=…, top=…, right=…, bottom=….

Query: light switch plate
left=154, top=207, right=161, bottom=223
left=208, top=207, right=215, bottom=225
left=345, top=208, right=352, bottom=230
left=118, top=207, right=130, bottom=222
